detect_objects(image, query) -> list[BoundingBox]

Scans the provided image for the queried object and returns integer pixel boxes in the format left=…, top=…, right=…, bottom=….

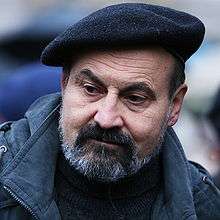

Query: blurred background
left=0, top=0, right=220, bottom=184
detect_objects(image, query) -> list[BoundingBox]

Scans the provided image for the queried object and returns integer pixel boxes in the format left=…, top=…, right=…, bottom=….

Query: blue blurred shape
left=0, top=62, right=61, bottom=121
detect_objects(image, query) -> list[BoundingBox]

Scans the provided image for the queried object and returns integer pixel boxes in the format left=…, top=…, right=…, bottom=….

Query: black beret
left=41, top=3, right=205, bottom=67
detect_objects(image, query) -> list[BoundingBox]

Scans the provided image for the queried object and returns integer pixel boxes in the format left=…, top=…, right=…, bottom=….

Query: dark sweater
left=54, top=153, right=162, bottom=220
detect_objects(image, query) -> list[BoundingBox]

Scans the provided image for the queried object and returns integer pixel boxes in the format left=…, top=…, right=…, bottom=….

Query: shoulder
left=189, top=161, right=220, bottom=219
left=0, top=119, right=30, bottom=173
left=0, top=93, right=61, bottom=175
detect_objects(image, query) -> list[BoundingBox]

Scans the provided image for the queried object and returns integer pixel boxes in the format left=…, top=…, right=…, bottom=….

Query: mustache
left=75, top=123, right=135, bottom=149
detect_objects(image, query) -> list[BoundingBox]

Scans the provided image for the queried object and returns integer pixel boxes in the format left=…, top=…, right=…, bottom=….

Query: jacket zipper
left=0, top=145, right=7, bottom=161
left=3, top=185, right=39, bottom=220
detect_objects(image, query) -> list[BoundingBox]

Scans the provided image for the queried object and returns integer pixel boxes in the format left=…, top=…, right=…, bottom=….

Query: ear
left=168, top=84, right=188, bottom=126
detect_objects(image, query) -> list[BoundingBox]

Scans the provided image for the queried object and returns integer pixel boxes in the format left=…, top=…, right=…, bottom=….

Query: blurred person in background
left=0, top=4, right=87, bottom=76
left=174, top=44, right=220, bottom=177
left=0, top=3, right=220, bottom=220
left=0, top=5, right=87, bottom=123
left=208, top=88, right=220, bottom=188
left=0, top=63, right=61, bottom=123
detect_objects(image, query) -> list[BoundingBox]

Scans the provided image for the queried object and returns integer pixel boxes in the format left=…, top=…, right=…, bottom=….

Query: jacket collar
left=152, top=128, right=197, bottom=219
left=1, top=93, right=62, bottom=220
left=1, top=93, right=198, bottom=220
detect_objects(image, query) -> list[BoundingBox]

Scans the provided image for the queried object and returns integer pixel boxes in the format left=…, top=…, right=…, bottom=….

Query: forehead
left=69, top=46, right=175, bottom=88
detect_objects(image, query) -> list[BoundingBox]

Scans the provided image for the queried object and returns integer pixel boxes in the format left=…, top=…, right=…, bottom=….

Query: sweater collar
left=56, top=151, right=162, bottom=199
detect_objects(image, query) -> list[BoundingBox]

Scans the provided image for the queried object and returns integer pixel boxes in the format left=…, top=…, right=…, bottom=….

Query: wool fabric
left=41, top=3, right=205, bottom=67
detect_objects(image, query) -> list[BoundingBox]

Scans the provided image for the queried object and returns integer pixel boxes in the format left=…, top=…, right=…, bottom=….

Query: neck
left=56, top=151, right=162, bottom=199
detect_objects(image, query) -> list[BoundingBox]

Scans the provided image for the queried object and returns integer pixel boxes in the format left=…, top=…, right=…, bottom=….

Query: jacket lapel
left=1, top=96, right=62, bottom=220
left=152, top=128, right=197, bottom=220
left=1, top=93, right=199, bottom=220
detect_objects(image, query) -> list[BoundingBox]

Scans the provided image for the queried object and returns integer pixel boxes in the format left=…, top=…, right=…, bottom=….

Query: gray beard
left=61, top=140, right=162, bottom=182
left=59, top=127, right=166, bottom=183
left=59, top=106, right=169, bottom=183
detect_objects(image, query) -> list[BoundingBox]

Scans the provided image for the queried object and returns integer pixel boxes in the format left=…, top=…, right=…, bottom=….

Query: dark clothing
left=41, top=3, right=205, bottom=66
left=54, top=153, right=161, bottom=220
left=0, top=93, right=220, bottom=220
left=214, top=172, right=220, bottom=189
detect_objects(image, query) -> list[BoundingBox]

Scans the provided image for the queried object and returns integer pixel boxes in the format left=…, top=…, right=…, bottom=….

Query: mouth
left=91, top=139, right=118, bottom=147
left=87, top=138, right=123, bottom=151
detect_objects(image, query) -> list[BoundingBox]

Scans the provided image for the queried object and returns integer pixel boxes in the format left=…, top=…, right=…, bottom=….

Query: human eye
left=83, top=82, right=104, bottom=96
left=126, top=94, right=147, bottom=105
left=83, top=83, right=99, bottom=95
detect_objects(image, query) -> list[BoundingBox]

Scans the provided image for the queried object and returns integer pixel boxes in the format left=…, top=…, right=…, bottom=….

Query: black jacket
left=0, top=93, right=220, bottom=220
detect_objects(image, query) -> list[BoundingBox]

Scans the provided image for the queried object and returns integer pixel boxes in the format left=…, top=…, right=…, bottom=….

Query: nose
left=94, top=93, right=124, bottom=129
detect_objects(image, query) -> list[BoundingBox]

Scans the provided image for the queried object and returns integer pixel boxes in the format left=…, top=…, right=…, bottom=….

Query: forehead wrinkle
left=109, top=73, right=156, bottom=92
left=85, top=58, right=129, bottom=73
left=88, top=57, right=150, bottom=73
left=122, top=74, right=155, bottom=89
left=73, top=52, right=167, bottom=89
left=108, top=51, right=156, bottom=62
left=87, top=58, right=158, bottom=73
left=75, top=60, right=157, bottom=89
left=107, top=52, right=157, bottom=68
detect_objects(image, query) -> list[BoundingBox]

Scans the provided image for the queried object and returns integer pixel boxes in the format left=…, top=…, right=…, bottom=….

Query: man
left=0, top=3, right=219, bottom=220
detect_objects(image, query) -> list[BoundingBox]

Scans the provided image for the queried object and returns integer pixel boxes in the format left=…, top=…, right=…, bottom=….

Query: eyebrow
left=75, top=68, right=156, bottom=100
left=120, top=82, right=156, bottom=100
left=75, top=69, right=106, bottom=87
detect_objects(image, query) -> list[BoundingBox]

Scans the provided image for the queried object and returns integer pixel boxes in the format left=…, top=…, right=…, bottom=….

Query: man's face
left=60, top=47, right=182, bottom=182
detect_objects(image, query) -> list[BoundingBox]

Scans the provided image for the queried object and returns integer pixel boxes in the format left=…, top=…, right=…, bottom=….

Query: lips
left=93, top=135, right=127, bottom=145
left=89, top=138, right=120, bottom=147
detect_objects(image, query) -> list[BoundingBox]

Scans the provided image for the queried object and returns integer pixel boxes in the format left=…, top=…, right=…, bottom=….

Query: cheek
left=126, top=114, right=159, bottom=142
left=124, top=105, right=169, bottom=145
left=124, top=109, right=168, bottom=159
left=62, top=88, right=96, bottom=132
